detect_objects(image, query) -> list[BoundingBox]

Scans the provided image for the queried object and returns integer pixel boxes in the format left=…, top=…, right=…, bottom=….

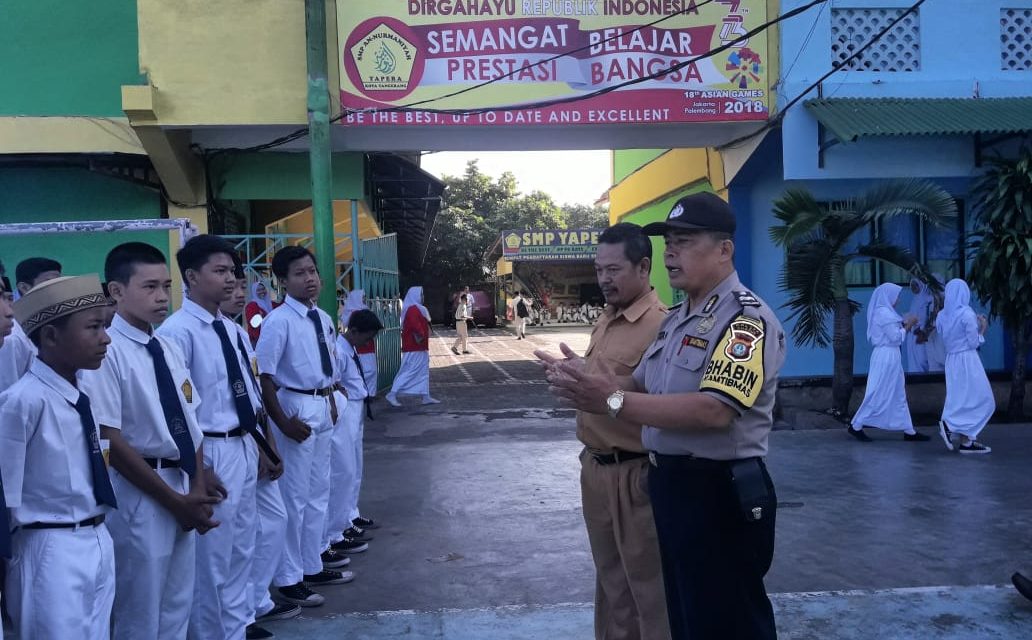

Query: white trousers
left=326, top=392, right=358, bottom=545
left=516, top=316, right=528, bottom=337
left=346, top=399, right=366, bottom=522
left=271, top=390, right=333, bottom=585
left=6, top=523, right=115, bottom=639
left=249, top=477, right=287, bottom=619
left=359, top=352, right=378, bottom=396
left=389, top=351, right=430, bottom=398
left=189, top=435, right=259, bottom=640
left=109, top=466, right=196, bottom=640
left=452, top=320, right=469, bottom=351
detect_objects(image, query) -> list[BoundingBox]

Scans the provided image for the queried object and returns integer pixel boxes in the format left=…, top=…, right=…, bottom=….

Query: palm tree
left=968, top=148, right=1032, bottom=420
left=770, top=180, right=958, bottom=417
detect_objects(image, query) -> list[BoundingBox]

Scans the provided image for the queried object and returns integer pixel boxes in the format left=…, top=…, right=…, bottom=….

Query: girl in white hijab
left=849, top=283, right=929, bottom=442
left=340, top=289, right=379, bottom=399
left=905, top=278, right=934, bottom=372
left=244, top=280, right=274, bottom=345
left=935, top=279, right=993, bottom=454
left=387, top=287, right=438, bottom=406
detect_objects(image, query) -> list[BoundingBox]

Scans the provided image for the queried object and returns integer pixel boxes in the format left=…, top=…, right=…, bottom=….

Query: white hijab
left=907, top=278, right=933, bottom=323
left=935, top=279, right=973, bottom=338
left=401, top=286, right=430, bottom=321
left=341, top=289, right=367, bottom=326
left=866, top=283, right=902, bottom=342
left=250, top=281, right=272, bottom=313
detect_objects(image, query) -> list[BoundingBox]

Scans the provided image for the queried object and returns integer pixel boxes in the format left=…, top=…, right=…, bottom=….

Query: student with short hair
left=0, top=275, right=115, bottom=638
left=80, top=242, right=219, bottom=640
left=221, top=265, right=298, bottom=635
left=14, top=257, right=62, bottom=297
left=0, top=258, right=59, bottom=389
left=0, top=274, right=17, bottom=640
left=158, top=235, right=278, bottom=639
left=256, top=246, right=345, bottom=608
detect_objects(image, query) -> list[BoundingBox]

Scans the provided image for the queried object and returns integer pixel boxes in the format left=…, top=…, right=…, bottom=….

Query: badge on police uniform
left=699, top=314, right=766, bottom=410
left=181, top=379, right=193, bottom=404
left=695, top=315, right=716, bottom=334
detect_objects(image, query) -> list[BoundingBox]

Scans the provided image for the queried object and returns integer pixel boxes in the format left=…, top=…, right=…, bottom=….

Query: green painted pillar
left=305, top=0, right=337, bottom=322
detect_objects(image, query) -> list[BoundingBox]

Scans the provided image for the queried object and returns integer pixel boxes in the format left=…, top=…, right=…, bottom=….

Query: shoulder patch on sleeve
left=699, top=314, right=766, bottom=410
left=733, top=290, right=761, bottom=308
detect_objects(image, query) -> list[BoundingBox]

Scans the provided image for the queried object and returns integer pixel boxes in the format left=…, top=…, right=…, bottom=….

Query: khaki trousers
left=452, top=320, right=468, bottom=351
left=581, top=448, right=671, bottom=640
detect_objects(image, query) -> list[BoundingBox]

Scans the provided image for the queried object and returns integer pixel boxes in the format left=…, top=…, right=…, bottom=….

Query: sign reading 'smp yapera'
left=338, top=0, right=770, bottom=127
left=502, top=229, right=603, bottom=261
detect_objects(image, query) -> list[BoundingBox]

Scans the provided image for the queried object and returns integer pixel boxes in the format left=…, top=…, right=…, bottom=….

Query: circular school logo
left=344, top=17, right=425, bottom=101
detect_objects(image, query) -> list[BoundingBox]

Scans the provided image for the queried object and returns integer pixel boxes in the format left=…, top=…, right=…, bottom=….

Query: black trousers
left=648, top=456, right=778, bottom=640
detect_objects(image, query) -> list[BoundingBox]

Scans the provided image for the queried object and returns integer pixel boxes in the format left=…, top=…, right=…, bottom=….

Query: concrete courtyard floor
left=264, top=326, right=1032, bottom=639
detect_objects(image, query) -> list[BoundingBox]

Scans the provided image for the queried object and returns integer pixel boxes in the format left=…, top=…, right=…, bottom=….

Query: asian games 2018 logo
left=344, top=17, right=425, bottom=101
left=725, top=48, right=762, bottom=90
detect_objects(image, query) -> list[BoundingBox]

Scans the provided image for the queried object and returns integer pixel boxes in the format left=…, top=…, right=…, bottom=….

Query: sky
left=419, top=150, right=612, bottom=207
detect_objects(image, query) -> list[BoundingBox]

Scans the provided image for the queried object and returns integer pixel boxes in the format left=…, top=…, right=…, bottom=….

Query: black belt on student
left=22, top=515, right=105, bottom=530
left=283, top=386, right=333, bottom=397
left=143, top=457, right=181, bottom=469
left=648, top=452, right=733, bottom=470
left=203, top=427, right=247, bottom=438
left=592, top=450, right=649, bottom=465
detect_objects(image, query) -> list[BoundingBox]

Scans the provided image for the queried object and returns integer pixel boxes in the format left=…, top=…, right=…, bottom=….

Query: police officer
left=546, top=192, right=786, bottom=639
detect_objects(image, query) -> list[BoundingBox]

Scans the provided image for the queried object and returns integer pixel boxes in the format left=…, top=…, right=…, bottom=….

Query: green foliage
left=968, top=148, right=1032, bottom=330
left=770, top=180, right=958, bottom=348
left=421, top=160, right=609, bottom=291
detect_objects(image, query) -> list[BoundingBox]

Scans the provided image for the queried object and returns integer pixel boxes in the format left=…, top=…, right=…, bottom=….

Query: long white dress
left=937, top=280, right=995, bottom=439
left=905, top=279, right=932, bottom=372
left=852, top=285, right=914, bottom=432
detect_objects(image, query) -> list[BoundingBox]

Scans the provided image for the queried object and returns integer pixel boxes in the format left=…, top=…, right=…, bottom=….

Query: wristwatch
left=606, top=390, right=625, bottom=419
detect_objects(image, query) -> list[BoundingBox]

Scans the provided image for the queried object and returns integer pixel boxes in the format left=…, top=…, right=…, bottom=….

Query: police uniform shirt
left=79, top=313, right=204, bottom=460
left=633, top=272, right=786, bottom=460
left=0, top=359, right=108, bottom=527
left=0, top=320, right=35, bottom=391
left=156, top=298, right=261, bottom=433
left=334, top=335, right=368, bottom=401
left=255, top=295, right=338, bottom=390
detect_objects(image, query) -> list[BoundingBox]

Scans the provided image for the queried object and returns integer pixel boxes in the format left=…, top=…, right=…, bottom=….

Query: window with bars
left=1001, top=8, right=1032, bottom=70
left=831, top=8, right=921, bottom=71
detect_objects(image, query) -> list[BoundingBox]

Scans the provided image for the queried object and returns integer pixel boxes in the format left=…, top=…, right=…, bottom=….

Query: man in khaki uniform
left=537, top=223, right=668, bottom=640
left=545, top=193, right=786, bottom=640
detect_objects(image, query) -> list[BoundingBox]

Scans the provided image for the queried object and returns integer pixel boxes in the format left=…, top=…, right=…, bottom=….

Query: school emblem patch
left=181, top=379, right=193, bottom=403
left=724, top=317, right=764, bottom=363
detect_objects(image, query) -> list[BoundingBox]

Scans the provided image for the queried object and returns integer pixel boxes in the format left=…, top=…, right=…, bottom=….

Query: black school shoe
left=903, top=431, right=931, bottom=442
left=331, top=536, right=369, bottom=554
left=353, top=516, right=379, bottom=530
left=343, top=526, right=372, bottom=541
left=256, top=602, right=302, bottom=622
left=1012, top=572, right=1032, bottom=602
left=848, top=427, right=873, bottom=442
left=274, top=582, right=324, bottom=607
left=304, top=569, right=355, bottom=586
left=246, top=624, right=274, bottom=639
left=321, top=549, right=351, bottom=569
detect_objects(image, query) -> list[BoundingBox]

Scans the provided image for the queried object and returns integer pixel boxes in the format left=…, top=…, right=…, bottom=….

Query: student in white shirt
left=0, top=259, right=64, bottom=390
left=451, top=293, right=472, bottom=355
left=158, top=235, right=275, bottom=639
left=0, top=275, right=19, bottom=640
left=255, top=246, right=344, bottom=608
left=79, top=242, right=219, bottom=640
left=220, top=266, right=298, bottom=636
left=327, top=309, right=383, bottom=554
left=0, top=275, right=115, bottom=639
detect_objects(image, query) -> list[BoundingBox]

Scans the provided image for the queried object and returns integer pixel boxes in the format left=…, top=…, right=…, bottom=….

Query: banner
left=502, top=229, right=602, bottom=261
left=338, top=0, right=770, bottom=127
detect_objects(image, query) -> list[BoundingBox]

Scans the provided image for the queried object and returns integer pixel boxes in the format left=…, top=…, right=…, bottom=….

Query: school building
left=609, top=0, right=1032, bottom=380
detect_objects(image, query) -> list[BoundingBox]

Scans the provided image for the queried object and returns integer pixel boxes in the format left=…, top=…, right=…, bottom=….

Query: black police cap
left=641, top=192, right=736, bottom=236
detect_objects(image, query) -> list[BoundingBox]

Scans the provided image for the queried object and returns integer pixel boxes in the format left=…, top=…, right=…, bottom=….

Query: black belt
left=592, top=450, right=649, bottom=465
left=648, top=452, right=736, bottom=470
left=143, top=457, right=181, bottom=469
left=204, top=427, right=247, bottom=438
left=283, top=386, right=333, bottom=397
left=22, top=515, right=105, bottom=530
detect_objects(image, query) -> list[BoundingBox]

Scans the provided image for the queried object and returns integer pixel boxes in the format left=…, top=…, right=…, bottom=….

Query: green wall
left=0, top=0, right=144, bottom=116
left=212, top=152, right=367, bottom=201
left=612, top=149, right=669, bottom=184
left=620, top=182, right=714, bottom=306
left=0, top=168, right=166, bottom=280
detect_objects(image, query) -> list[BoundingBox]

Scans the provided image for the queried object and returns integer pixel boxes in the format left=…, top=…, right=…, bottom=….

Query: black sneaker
left=343, top=526, right=372, bottom=541
left=938, top=420, right=954, bottom=451
left=256, top=602, right=302, bottom=622
left=321, top=549, right=351, bottom=569
left=958, top=441, right=991, bottom=454
left=274, top=582, right=324, bottom=607
left=246, top=624, right=274, bottom=639
left=1012, top=572, right=1032, bottom=602
left=353, top=516, right=379, bottom=530
left=331, top=536, right=369, bottom=554
left=304, top=569, right=354, bottom=586
left=903, top=431, right=931, bottom=442
left=848, top=427, right=872, bottom=442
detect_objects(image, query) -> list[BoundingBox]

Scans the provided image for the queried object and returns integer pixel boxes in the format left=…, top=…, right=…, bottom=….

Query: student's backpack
left=516, top=298, right=529, bottom=318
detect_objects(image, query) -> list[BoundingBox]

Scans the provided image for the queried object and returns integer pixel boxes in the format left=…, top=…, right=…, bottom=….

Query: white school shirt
left=79, top=313, right=204, bottom=460
left=157, top=298, right=260, bottom=433
left=0, top=359, right=108, bottom=527
left=255, top=295, right=338, bottom=390
left=0, top=320, right=35, bottom=392
left=334, top=335, right=368, bottom=401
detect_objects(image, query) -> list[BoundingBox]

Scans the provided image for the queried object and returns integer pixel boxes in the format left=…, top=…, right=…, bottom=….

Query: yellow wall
left=268, top=200, right=381, bottom=262
left=609, top=148, right=728, bottom=225
left=136, top=0, right=340, bottom=125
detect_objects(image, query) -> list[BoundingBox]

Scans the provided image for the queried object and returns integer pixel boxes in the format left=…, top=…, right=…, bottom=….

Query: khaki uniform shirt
left=577, top=288, right=666, bottom=453
left=633, top=272, right=786, bottom=460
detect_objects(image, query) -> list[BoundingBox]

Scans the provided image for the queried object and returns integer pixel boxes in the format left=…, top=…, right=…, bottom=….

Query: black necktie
left=213, top=320, right=280, bottom=466
left=307, top=309, right=334, bottom=379
left=71, top=393, right=118, bottom=508
left=0, top=469, right=10, bottom=558
left=144, top=337, right=197, bottom=476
